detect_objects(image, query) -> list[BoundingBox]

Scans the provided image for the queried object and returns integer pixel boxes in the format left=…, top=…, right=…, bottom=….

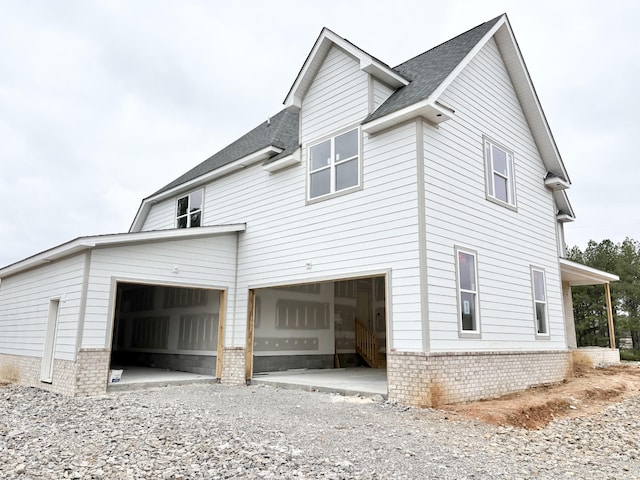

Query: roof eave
left=492, top=18, right=571, bottom=184
left=362, top=100, right=454, bottom=135
left=130, top=145, right=282, bottom=232
left=0, top=224, right=247, bottom=279
left=559, top=258, right=619, bottom=285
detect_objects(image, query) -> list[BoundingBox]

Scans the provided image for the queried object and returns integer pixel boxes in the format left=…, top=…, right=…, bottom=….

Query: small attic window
left=176, top=190, right=203, bottom=228
left=484, top=137, right=516, bottom=209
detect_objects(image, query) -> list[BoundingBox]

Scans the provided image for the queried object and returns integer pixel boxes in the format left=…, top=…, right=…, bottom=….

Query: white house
left=0, top=14, right=619, bottom=406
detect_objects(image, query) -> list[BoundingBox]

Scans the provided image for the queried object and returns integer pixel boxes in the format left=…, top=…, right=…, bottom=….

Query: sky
left=1, top=0, right=639, bottom=267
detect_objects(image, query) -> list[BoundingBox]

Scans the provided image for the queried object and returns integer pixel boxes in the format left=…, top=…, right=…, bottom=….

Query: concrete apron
left=250, top=367, right=388, bottom=398
left=107, top=366, right=217, bottom=392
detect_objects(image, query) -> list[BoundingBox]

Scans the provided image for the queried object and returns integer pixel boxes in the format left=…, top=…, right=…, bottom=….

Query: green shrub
left=620, top=349, right=640, bottom=361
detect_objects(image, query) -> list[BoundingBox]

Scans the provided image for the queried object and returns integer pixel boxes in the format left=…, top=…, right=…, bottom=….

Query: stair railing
left=355, top=317, right=379, bottom=368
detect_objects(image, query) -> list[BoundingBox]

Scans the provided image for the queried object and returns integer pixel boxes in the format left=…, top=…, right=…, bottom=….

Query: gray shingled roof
left=364, top=15, right=502, bottom=123
left=152, top=16, right=500, bottom=198
left=153, top=109, right=299, bottom=196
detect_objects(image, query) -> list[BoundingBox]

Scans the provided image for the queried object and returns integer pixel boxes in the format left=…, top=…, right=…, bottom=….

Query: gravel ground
left=1, top=382, right=639, bottom=479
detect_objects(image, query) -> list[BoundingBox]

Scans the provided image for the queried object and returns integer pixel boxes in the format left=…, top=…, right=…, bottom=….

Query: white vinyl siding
left=424, top=37, right=564, bottom=352
left=82, top=235, right=238, bottom=348
left=201, top=122, right=422, bottom=350
left=372, top=78, right=395, bottom=110
left=0, top=254, right=86, bottom=360
left=301, top=46, right=369, bottom=144
left=142, top=198, right=175, bottom=231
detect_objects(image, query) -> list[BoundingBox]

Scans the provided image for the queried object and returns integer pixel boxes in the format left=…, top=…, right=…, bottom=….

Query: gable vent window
left=176, top=190, right=203, bottom=228
left=484, top=138, right=516, bottom=208
left=309, top=128, right=359, bottom=200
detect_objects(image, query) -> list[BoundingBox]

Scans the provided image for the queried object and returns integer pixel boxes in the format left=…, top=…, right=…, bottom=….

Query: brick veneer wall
left=220, top=347, right=245, bottom=385
left=75, top=348, right=111, bottom=397
left=387, top=350, right=572, bottom=407
left=577, top=347, right=620, bottom=367
left=0, top=348, right=110, bottom=397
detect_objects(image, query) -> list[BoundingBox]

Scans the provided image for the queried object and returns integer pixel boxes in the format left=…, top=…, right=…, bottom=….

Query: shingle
left=152, top=16, right=500, bottom=197
left=363, top=15, right=502, bottom=123
left=152, top=109, right=299, bottom=196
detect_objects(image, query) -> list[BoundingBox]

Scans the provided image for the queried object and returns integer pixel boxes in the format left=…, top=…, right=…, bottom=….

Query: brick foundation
left=387, top=350, right=572, bottom=407
left=576, top=347, right=620, bottom=367
left=75, top=348, right=111, bottom=397
left=0, top=348, right=110, bottom=397
left=220, top=347, right=245, bottom=385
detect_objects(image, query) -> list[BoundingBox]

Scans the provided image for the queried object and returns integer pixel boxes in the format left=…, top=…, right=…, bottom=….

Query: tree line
left=567, top=238, right=640, bottom=350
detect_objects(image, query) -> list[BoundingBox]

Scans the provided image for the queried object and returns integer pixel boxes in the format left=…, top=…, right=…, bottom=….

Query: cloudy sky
left=1, top=0, right=638, bottom=267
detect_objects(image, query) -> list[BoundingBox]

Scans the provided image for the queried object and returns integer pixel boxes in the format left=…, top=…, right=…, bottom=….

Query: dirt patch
left=0, top=364, right=19, bottom=386
left=440, top=364, right=640, bottom=430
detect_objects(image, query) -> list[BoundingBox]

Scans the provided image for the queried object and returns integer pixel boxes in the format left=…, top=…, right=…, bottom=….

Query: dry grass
left=0, top=363, right=19, bottom=386
left=571, top=350, right=595, bottom=376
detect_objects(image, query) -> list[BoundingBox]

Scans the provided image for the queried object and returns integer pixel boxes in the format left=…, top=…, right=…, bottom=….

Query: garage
left=246, top=275, right=388, bottom=379
left=109, top=281, right=224, bottom=382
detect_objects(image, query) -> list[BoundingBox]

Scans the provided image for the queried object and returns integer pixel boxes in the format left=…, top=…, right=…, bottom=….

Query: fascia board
left=559, top=258, right=620, bottom=284
left=362, top=100, right=453, bottom=135
left=0, top=224, right=246, bottom=279
left=130, top=145, right=282, bottom=232
left=262, top=149, right=301, bottom=173
left=554, top=190, right=576, bottom=219
left=284, top=28, right=331, bottom=109
left=494, top=20, right=571, bottom=184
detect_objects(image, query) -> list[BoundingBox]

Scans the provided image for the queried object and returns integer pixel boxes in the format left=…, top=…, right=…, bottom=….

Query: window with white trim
left=531, top=267, right=549, bottom=335
left=484, top=138, right=516, bottom=207
left=176, top=190, right=203, bottom=228
left=456, top=248, right=480, bottom=335
left=309, top=128, right=359, bottom=199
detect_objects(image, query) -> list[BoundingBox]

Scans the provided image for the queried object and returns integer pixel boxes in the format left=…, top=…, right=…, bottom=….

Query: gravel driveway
left=1, top=382, right=638, bottom=479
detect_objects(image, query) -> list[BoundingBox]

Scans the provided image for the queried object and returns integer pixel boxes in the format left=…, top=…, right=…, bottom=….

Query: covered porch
left=560, top=258, right=620, bottom=364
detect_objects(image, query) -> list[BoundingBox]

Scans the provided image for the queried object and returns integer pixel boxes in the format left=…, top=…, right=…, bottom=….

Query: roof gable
left=364, top=15, right=502, bottom=124
left=284, top=27, right=409, bottom=110
left=132, top=14, right=574, bottom=232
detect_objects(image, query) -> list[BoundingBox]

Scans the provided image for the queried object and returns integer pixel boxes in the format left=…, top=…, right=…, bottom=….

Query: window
left=531, top=267, right=549, bottom=336
left=484, top=138, right=516, bottom=207
left=176, top=190, right=203, bottom=228
left=456, top=248, right=480, bottom=336
left=309, top=128, right=359, bottom=199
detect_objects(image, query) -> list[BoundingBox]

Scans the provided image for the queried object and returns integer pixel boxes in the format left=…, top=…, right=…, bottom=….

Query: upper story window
left=176, top=190, right=203, bottom=228
left=484, top=138, right=516, bottom=208
left=531, top=267, right=549, bottom=337
left=456, top=247, right=480, bottom=337
left=309, top=128, right=360, bottom=200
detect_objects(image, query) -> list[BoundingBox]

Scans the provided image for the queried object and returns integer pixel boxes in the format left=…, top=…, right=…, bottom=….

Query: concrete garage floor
left=251, top=367, right=388, bottom=398
left=106, top=366, right=387, bottom=398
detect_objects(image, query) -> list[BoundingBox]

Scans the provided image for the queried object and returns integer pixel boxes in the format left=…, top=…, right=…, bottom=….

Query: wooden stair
left=355, top=318, right=386, bottom=368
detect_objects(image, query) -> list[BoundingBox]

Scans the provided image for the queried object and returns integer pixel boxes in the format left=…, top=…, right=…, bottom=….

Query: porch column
left=562, top=281, right=577, bottom=349
left=604, top=283, right=616, bottom=349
